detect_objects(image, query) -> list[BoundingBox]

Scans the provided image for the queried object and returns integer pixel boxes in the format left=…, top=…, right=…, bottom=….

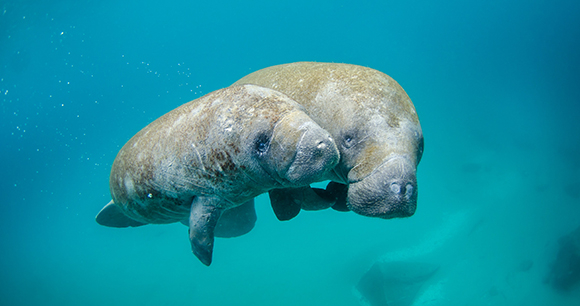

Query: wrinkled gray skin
left=95, top=84, right=339, bottom=266
left=233, top=62, right=423, bottom=220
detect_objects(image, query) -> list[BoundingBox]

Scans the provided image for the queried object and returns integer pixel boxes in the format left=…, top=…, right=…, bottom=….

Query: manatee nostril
left=390, top=183, right=401, bottom=194
left=310, top=140, right=327, bottom=158
left=405, top=183, right=414, bottom=200
left=388, top=182, right=415, bottom=199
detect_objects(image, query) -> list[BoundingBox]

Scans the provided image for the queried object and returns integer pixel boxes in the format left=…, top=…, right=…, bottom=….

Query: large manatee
left=96, top=84, right=340, bottom=265
left=233, top=62, right=424, bottom=220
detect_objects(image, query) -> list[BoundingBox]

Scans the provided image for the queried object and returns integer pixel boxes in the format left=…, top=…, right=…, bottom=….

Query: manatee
left=233, top=62, right=423, bottom=220
left=545, top=225, right=580, bottom=291
left=356, top=261, right=439, bottom=306
left=95, top=84, right=340, bottom=265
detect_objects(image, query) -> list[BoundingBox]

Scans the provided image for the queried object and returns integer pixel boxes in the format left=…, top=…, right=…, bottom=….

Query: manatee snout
left=285, top=122, right=339, bottom=186
left=347, top=157, right=417, bottom=219
left=269, top=112, right=339, bottom=187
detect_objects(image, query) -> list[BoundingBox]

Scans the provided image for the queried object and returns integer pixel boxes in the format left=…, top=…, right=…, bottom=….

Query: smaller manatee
left=96, top=84, right=339, bottom=265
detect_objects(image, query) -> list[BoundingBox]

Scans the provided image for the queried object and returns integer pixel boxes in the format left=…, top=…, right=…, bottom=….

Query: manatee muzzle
left=284, top=121, right=340, bottom=186
left=267, top=111, right=339, bottom=187
left=347, top=156, right=417, bottom=219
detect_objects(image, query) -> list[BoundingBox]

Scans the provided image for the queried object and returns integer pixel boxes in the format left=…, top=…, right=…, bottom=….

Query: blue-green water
left=1, top=0, right=579, bottom=305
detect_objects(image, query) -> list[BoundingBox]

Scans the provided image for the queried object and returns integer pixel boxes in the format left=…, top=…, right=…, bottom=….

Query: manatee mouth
left=346, top=157, right=417, bottom=219
left=284, top=123, right=339, bottom=186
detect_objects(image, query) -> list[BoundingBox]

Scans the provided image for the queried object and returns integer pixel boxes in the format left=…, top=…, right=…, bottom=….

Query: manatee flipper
left=269, top=186, right=338, bottom=221
left=214, top=199, right=257, bottom=238
left=325, top=182, right=350, bottom=212
left=95, top=200, right=147, bottom=227
left=188, top=196, right=224, bottom=266
left=269, top=189, right=301, bottom=221
left=305, top=182, right=350, bottom=212
left=295, top=186, right=335, bottom=211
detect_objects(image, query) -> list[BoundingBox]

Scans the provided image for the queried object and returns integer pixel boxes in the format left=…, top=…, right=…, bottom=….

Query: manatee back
left=234, top=62, right=420, bottom=132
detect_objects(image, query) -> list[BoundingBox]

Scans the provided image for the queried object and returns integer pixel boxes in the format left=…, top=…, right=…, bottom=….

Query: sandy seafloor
left=1, top=0, right=580, bottom=305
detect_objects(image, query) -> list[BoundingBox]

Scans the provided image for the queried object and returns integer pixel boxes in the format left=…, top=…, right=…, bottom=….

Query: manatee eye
left=257, top=142, right=267, bottom=154
left=343, top=134, right=355, bottom=148
left=254, top=133, right=270, bottom=157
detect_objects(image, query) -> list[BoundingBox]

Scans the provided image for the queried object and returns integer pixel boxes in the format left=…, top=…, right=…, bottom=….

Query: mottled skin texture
left=97, top=84, right=339, bottom=265
left=233, top=62, right=423, bottom=219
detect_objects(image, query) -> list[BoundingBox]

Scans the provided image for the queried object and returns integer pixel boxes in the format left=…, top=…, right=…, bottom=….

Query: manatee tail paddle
left=95, top=200, right=147, bottom=228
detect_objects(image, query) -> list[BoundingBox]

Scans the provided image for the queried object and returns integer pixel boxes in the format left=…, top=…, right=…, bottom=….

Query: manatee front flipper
left=269, top=186, right=338, bottom=221
left=95, top=200, right=147, bottom=227
left=214, top=199, right=257, bottom=238
left=303, top=182, right=350, bottom=212
left=188, top=196, right=224, bottom=266
left=324, top=181, right=349, bottom=212
left=269, top=189, right=301, bottom=221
